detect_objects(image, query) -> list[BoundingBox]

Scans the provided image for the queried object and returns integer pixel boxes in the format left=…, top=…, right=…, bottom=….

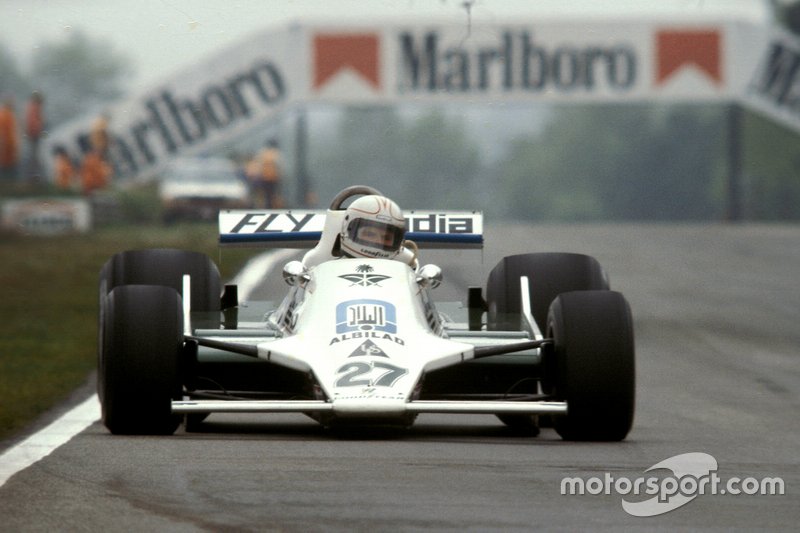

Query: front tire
left=101, top=285, right=184, bottom=435
left=547, top=291, right=635, bottom=441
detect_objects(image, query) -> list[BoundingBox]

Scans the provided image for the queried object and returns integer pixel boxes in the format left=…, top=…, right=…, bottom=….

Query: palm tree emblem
left=339, top=264, right=390, bottom=286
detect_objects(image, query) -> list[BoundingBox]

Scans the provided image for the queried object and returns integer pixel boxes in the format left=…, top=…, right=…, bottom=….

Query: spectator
left=53, top=146, right=77, bottom=191
left=0, top=97, right=19, bottom=182
left=90, top=113, right=110, bottom=160
left=247, top=139, right=284, bottom=208
left=24, top=91, right=45, bottom=183
left=80, top=150, right=111, bottom=195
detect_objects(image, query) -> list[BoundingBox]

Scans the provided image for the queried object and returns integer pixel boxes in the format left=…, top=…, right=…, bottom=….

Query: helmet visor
left=347, top=219, right=404, bottom=252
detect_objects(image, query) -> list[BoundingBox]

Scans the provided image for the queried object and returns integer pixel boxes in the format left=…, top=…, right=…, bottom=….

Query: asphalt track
left=1, top=223, right=798, bottom=531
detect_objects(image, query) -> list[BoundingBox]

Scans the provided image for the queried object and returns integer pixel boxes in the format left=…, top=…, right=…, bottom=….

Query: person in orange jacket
left=247, top=139, right=284, bottom=208
left=24, top=91, right=45, bottom=182
left=80, top=149, right=111, bottom=195
left=0, top=97, right=19, bottom=182
left=90, top=113, right=110, bottom=160
left=53, top=146, right=77, bottom=191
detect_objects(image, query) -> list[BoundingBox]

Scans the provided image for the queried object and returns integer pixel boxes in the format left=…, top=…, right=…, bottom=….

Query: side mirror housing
left=282, top=261, right=310, bottom=287
left=416, top=264, right=443, bottom=289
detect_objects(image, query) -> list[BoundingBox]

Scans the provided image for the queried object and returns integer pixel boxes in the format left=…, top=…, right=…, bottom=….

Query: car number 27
left=335, top=362, right=408, bottom=388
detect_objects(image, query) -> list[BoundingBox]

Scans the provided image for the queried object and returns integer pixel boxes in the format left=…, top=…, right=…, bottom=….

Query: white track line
left=0, top=394, right=100, bottom=487
left=230, top=248, right=298, bottom=302
left=0, top=249, right=293, bottom=489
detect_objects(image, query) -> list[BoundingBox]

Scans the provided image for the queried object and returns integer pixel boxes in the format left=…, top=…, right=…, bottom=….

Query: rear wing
left=219, top=210, right=483, bottom=249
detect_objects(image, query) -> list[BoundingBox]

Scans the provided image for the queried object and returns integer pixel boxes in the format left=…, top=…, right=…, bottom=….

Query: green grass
left=0, top=223, right=254, bottom=441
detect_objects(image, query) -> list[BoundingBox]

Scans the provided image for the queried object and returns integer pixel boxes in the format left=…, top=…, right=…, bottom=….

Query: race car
left=97, top=186, right=635, bottom=440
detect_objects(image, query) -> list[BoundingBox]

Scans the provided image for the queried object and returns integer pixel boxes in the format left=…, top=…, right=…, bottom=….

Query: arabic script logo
left=335, top=299, right=397, bottom=334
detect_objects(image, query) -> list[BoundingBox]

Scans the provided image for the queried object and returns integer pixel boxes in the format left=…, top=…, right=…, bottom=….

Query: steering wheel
left=328, top=185, right=383, bottom=210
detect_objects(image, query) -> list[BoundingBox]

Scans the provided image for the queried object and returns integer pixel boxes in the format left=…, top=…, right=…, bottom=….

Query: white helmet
left=340, top=195, right=406, bottom=259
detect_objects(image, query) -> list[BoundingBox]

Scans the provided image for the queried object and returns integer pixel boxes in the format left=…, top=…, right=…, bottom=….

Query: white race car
left=97, top=186, right=635, bottom=440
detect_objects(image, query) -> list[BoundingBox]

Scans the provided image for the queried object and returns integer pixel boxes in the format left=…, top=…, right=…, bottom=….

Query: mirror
left=416, top=264, right=443, bottom=289
left=282, top=261, right=310, bottom=286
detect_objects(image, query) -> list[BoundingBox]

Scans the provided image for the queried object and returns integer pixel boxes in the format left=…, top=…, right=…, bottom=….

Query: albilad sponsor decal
left=330, top=298, right=404, bottom=346
left=329, top=332, right=405, bottom=346
left=335, top=299, right=397, bottom=334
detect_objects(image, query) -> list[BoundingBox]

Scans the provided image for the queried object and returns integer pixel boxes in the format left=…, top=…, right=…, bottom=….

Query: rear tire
left=98, top=249, right=221, bottom=401
left=101, top=285, right=184, bottom=435
left=547, top=291, right=635, bottom=441
left=99, top=248, right=221, bottom=311
left=486, top=253, right=608, bottom=332
left=486, top=253, right=609, bottom=430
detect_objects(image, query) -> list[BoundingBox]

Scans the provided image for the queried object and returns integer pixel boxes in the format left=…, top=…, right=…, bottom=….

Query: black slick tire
left=100, top=285, right=183, bottom=435
left=486, top=253, right=608, bottom=332
left=547, top=290, right=635, bottom=441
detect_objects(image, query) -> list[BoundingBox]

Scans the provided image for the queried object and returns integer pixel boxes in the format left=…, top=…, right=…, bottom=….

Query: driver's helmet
left=340, top=195, right=406, bottom=259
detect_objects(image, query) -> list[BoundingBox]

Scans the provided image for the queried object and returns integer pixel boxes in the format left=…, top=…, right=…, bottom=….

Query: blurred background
left=1, top=0, right=799, bottom=224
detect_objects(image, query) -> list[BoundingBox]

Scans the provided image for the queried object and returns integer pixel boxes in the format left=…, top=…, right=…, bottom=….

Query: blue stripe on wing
left=220, top=231, right=323, bottom=244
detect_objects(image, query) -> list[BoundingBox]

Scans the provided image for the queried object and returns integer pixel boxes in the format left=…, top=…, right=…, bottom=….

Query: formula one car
left=97, top=186, right=635, bottom=440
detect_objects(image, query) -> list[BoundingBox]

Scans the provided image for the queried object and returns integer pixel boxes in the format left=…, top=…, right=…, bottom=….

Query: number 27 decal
left=335, top=362, right=408, bottom=388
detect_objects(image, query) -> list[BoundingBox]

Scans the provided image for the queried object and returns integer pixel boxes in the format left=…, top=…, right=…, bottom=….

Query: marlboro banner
left=742, top=26, right=800, bottom=134
left=43, top=16, right=799, bottom=182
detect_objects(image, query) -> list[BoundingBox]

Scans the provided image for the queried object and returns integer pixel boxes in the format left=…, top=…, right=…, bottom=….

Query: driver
left=301, top=190, right=419, bottom=268
left=339, top=195, right=406, bottom=260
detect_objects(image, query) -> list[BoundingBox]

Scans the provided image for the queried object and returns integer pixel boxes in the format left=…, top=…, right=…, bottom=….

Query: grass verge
left=0, top=223, right=254, bottom=442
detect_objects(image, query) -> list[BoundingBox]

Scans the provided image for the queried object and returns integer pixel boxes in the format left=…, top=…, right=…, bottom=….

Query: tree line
left=308, top=104, right=799, bottom=221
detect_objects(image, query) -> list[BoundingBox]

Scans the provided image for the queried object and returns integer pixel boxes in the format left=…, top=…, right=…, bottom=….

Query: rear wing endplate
left=219, top=210, right=483, bottom=249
